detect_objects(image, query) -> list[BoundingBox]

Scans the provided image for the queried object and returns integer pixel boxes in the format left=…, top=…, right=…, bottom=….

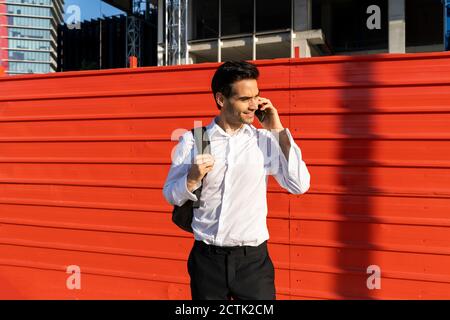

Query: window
left=9, top=39, right=51, bottom=50
left=7, top=4, right=51, bottom=17
left=191, top=0, right=292, bottom=39
left=312, top=0, right=388, bottom=53
left=256, top=0, right=291, bottom=32
left=9, top=50, right=50, bottom=61
left=221, top=0, right=253, bottom=36
left=6, top=0, right=51, bottom=5
left=9, top=51, right=25, bottom=60
left=6, top=16, right=51, bottom=28
left=8, top=61, right=51, bottom=74
left=9, top=27, right=51, bottom=39
left=406, top=0, right=443, bottom=49
left=191, top=0, right=219, bottom=40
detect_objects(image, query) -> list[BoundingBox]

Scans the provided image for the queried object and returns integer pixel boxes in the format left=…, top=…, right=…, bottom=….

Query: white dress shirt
left=163, top=116, right=310, bottom=247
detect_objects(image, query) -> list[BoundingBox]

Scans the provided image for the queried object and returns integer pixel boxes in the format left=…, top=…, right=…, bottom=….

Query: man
left=163, top=60, right=310, bottom=300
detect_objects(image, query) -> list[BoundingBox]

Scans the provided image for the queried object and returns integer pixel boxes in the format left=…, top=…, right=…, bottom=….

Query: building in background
left=57, top=0, right=157, bottom=72
left=1, top=0, right=448, bottom=74
left=0, top=0, right=64, bottom=75
left=157, top=0, right=447, bottom=66
left=57, top=13, right=157, bottom=71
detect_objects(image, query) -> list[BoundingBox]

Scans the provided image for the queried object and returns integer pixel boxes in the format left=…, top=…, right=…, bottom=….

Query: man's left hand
left=257, top=97, right=284, bottom=132
left=257, top=97, right=291, bottom=160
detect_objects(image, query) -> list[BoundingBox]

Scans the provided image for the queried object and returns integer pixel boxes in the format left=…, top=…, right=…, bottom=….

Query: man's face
left=217, top=79, right=260, bottom=126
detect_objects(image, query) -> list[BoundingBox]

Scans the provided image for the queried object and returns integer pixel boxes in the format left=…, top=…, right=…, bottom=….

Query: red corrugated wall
left=0, top=52, right=449, bottom=299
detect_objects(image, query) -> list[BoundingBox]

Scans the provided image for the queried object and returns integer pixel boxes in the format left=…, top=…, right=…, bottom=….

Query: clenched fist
left=187, top=154, right=215, bottom=192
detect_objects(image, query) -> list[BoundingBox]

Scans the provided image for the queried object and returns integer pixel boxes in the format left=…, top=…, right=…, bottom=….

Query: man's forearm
left=272, top=128, right=291, bottom=161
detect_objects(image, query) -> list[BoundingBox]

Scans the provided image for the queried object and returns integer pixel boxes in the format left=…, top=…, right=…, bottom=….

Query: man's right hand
left=187, top=154, right=215, bottom=192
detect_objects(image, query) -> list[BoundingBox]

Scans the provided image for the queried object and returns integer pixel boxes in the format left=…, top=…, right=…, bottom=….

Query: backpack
left=172, top=126, right=210, bottom=233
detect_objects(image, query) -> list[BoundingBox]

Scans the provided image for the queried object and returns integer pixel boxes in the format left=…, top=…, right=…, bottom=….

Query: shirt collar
left=206, top=116, right=254, bottom=139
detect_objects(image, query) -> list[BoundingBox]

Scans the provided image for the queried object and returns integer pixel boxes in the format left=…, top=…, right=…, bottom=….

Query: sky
left=64, top=0, right=125, bottom=22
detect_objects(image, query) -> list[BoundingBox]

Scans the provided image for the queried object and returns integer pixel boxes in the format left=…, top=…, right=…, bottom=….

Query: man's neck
left=215, top=115, right=244, bottom=135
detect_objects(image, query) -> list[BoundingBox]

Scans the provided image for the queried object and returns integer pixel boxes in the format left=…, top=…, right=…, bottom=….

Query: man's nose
left=248, top=97, right=259, bottom=108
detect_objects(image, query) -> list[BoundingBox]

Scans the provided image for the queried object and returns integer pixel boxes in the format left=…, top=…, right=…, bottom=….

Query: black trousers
left=187, top=240, right=276, bottom=300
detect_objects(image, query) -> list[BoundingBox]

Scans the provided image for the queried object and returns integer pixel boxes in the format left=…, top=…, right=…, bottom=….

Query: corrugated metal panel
left=0, top=52, right=449, bottom=299
left=288, top=52, right=450, bottom=300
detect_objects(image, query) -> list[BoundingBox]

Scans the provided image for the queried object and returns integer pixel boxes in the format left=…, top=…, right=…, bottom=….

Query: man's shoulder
left=177, top=129, right=195, bottom=144
left=251, top=125, right=271, bottom=137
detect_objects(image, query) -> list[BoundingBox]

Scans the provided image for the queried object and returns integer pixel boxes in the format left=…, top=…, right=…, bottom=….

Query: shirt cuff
left=176, top=173, right=200, bottom=202
left=275, top=128, right=302, bottom=176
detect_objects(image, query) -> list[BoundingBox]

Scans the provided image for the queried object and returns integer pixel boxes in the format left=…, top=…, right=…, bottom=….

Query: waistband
left=194, top=240, right=267, bottom=256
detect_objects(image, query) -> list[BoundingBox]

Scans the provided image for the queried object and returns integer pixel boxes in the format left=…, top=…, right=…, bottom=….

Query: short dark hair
left=211, top=60, right=259, bottom=110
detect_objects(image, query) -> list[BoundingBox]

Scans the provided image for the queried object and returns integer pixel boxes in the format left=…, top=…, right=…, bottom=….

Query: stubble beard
left=238, top=111, right=254, bottom=125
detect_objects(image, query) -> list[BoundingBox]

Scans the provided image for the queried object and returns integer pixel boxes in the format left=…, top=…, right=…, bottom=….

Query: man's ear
left=215, top=92, right=224, bottom=109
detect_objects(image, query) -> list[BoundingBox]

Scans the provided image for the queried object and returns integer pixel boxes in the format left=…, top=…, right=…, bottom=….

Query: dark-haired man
left=163, top=60, right=310, bottom=300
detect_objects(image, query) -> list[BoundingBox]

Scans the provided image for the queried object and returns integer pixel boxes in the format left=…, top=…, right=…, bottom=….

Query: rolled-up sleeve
left=162, top=131, right=202, bottom=206
left=267, top=128, right=311, bottom=194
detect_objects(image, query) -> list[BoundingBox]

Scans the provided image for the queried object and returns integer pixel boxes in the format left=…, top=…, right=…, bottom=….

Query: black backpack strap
left=190, top=126, right=210, bottom=208
left=191, top=126, right=210, bottom=155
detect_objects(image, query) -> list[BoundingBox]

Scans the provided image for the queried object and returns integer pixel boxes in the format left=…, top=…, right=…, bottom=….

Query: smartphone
left=255, top=104, right=266, bottom=122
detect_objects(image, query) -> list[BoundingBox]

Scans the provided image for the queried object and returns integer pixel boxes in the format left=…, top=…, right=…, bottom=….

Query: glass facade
left=9, top=27, right=51, bottom=39
left=8, top=61, right=50, bottom=73
left=191, top=0, right=291, bottom=40
left=9, top=38, right=50, bottom=50
left=406, top=0, right=444, bottom=51
left=6, top=0, right=51, bottom=5
left=256, top=0, right=291, bottom=33
left=7, top=4, right=51, bottom=16
left=188, top=0, right=292, bottom=64
left=7, top=15, right=51, bottom=28
left=221, top=0, right=253, bottom=36
left=165, top=0, right=446, bottom=66
left=312, top=0, right=389, bottom=53
left=191, top=0, right=219, bottom=40
left=1, top=0, right=62, bottom=75
left=8, top=49, right=50, bottom=61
